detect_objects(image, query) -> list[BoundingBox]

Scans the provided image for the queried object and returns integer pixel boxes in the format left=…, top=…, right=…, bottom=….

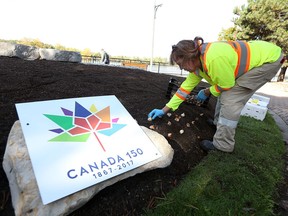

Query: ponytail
left=193, top=36, right=204, bottom=51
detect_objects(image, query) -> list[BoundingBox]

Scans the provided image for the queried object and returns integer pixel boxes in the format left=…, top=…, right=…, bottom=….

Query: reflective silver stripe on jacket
left=176, top=88, right=189, bottom=99
left=218, top=116, right=238, bottom=128
left=227, top=41, right=249, bottom=78
left=215, top=85, right=231, bottom=93
left=229, top=41, right=249, bottom=78
left=194, top=69, right=200, bottom=76
left=216, top=85, right=224, bottom=92
left=200, top=43, right=208, bottom=55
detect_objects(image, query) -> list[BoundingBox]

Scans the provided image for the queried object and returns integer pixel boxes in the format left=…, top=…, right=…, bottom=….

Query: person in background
left=277, top=55, right=287, bottom=82
left=148, top=36, right=284, bottom=153
left=100, top=49, right=110, bottom=65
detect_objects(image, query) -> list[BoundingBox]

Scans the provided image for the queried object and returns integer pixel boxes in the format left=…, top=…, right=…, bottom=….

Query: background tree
left=218, top=27, right=238, bottom=41
left=80, top=48, right=92, bottom=56
left=54, top=44, right=66, bottom=50
left=18, top=38, right=53, bottom=49
left=219, top=0, right=288, bottom=53
left=54, top=44, right=79, bottom=52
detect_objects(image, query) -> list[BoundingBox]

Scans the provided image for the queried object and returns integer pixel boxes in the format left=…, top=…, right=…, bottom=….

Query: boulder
left=39, top=48, right=82, bottom=63
left=0, top=42, right=40, bottom=60
left=0, top=42, right=16, bottom=57
left=0, top=42, right=81, bottom=62
left=2, top=120, right=173, bottom=216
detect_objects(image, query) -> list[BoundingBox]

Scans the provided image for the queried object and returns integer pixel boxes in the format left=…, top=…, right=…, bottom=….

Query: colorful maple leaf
left=44, top=102, right=126, bottom=152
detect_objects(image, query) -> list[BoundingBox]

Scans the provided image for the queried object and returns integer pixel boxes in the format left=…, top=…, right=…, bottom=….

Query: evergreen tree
left=220, top=0, right=288, bottom=53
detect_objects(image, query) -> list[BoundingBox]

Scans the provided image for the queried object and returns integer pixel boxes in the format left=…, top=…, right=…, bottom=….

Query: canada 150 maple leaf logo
left=44, top=102, right=126, bottom=152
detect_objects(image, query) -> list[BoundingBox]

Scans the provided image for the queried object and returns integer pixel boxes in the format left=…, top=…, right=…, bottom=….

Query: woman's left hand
left=196, top=89, right=208, bottom=102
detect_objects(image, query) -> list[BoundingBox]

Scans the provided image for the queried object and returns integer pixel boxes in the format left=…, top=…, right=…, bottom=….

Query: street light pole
left=150, top=2, right=162, bottom=72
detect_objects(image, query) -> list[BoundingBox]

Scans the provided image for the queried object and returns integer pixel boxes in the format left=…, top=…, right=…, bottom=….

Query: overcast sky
left=1, top=0, right=247, bottom=58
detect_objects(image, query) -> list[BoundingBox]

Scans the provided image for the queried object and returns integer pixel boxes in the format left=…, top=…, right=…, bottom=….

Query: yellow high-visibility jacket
left=166, top=40, right=282, bottom=111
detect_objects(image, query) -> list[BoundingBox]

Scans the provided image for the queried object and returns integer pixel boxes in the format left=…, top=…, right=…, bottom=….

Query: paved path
left=256, top=81, right=288, bottom=144
left=256, top=81, right=288, bottom=212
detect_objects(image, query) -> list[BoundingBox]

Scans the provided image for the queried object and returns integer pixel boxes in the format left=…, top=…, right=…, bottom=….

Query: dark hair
left=170, top=36, right=204, bottom=65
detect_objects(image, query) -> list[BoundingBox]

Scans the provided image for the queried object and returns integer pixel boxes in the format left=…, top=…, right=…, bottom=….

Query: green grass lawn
left=145, top=114, right=286, bottom=216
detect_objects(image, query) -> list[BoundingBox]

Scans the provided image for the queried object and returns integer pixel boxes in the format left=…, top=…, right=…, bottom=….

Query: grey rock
left=0, top=42, right=40, bottom=60
left=39, top=48, right=82, bottom=62
left=0, top=42, right=16, bottom=57
left=3, top=120, right=173, bottom=216
left=0, top=42, right=81, bottom=62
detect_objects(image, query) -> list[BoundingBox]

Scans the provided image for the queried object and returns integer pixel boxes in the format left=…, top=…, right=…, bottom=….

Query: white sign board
left=16, top=95, right=161, bottom=204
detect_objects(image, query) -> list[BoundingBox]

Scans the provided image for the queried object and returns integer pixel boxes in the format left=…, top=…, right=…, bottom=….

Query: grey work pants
left=213, top=54, right=284, bottom=152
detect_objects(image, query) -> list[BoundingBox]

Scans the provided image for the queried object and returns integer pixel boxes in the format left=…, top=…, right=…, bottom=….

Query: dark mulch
left=0, top=56, right=219, bottom=215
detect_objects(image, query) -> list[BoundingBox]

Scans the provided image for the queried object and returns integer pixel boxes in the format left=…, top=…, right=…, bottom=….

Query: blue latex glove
left=148, top=109, right=164, bottom=120
left=196, top=89, right=208, bottom=103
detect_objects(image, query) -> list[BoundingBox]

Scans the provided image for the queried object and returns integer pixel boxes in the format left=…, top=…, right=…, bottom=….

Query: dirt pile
left=0, top=57, right=216, bottom=215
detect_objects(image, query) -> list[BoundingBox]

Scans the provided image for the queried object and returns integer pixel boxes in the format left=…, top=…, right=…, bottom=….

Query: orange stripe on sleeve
left=179, top=87, right=190, bottom=95
left=215, top=86, right=221, bottom=93
left=175, top=92, right=186, bottom=100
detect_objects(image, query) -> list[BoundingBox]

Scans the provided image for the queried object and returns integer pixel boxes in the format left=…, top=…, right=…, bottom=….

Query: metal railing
left=81, top=55, right=150, bottom=65
left=81, top=55, right=187, bottom=77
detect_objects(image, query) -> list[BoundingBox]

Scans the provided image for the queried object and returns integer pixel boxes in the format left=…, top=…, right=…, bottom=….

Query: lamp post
left=149, top=2, right=162, bottom=72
